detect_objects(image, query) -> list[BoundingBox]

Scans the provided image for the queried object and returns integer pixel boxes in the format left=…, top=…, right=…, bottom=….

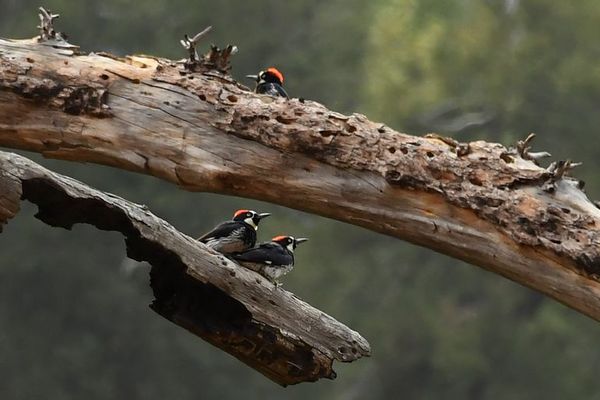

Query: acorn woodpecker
left=232, top=235, right=308, bottom=286
left=197, top=209, right=271, bottom=254
left=246, top=67, right=289, bottom=98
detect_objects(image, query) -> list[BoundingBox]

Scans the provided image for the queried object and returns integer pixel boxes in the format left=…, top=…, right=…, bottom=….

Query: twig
left=180, top=26, right=213, bottom=62
left=514, top=133, right=551, bottom=165
left=204, top=44, right=238, bottom=72
left=542, top=160, right=583, bottom=193
left=37, top=7, right=64, bottom=41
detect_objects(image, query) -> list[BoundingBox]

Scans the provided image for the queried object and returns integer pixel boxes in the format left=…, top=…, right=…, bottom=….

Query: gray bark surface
left=0, top=151, right=370, bottom=386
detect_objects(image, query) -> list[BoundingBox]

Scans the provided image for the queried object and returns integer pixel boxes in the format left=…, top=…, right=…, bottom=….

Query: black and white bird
left=246, top=67, right=289, bottom=98
left=232, top=235, right=308, bottom=286
left=197, top=209, right=271, bottom=254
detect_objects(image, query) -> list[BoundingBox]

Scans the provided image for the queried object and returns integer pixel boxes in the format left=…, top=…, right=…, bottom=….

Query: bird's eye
left=247, top=212, right=253, bottom=217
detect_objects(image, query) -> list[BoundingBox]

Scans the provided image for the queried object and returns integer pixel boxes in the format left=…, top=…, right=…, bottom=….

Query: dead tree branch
left=1, top=38, right=600, bottom=325
left=0, top=151, right=370, bottom=386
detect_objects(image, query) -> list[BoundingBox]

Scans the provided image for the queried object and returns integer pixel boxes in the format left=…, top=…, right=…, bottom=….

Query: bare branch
left=180, top=26, right=213, bottom=62
left=543, top=160, right=584, bottom=193
left=0, top=151, right=370, bottom=386
left=511, top=132, right=552, bottom=165
left=37, top=6, right=65, bottom=41
left=1, top=38, right=600, bottom=328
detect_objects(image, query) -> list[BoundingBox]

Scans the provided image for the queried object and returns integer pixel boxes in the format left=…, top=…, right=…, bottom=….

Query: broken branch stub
left=0, top=151, right=370, bottom=386
left=180, top=26, right=213, bottom=62
left=178, top=26, right=237, bottom=73
left=37, top=6, right=67, bottom=42
left=509, top=132, right=552, bottom=165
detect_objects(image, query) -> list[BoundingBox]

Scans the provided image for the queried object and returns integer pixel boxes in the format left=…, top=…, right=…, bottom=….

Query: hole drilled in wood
left=319, top=130, right=337, bottom=137
left=469, top=176, right=483, bottom=186
left=500, top=153, right=513, bottom=163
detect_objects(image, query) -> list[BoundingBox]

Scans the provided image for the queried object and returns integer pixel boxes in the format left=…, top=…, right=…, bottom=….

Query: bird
left=232, top=235, right=308, bottom=286
left=197, top=209, right=271, bottom=254
left=246, top=67, right=289, bottom=98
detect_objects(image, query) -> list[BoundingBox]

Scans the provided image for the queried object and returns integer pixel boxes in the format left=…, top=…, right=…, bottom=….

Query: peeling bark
left=0, top=151, right=370, bottom=386
left=1, top=38, right=600, bottom=323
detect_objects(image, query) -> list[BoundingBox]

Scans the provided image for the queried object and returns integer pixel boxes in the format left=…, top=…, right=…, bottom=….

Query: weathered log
left=0, top=151, right=370, bottom=386
left=1, top=38, right=600, bottom=323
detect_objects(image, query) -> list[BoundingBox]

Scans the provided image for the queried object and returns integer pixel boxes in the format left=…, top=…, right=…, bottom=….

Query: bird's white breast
left=263, top=264, right=294, bottom=280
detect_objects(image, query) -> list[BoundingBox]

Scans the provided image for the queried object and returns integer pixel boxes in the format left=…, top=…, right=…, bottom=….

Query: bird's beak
left=257, top=212, right=271, bottom=220
left=295, top=238, right=309, bottom=245
left=246, top=74, right=258, bottom=81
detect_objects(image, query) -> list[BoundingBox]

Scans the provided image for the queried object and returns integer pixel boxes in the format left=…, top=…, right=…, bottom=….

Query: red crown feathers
left=234, top=209, right=250, bottom=218
left=266, top=67, right=284, bottom=84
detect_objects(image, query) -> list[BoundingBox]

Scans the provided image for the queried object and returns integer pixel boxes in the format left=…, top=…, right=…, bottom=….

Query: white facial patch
left=286, top=236, right=295, bottom=252
left=258, top=71, right=267, bottom=85
left=244, top=216, right=258, bottom=230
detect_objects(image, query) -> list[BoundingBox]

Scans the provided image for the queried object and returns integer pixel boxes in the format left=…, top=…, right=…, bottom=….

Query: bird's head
left=246, top=67, right=285, bottom=86
left=233, top=209, right=271, bottom=229
left=272, top=235, right=308, bottom=252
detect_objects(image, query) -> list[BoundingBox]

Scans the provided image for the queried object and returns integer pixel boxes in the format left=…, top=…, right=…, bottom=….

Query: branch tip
left=513, top=132, right=551, bottom=165
left=547, top=159, right=582, bottom=178
left=37, top=6, right=65, bottom=41
left=181, top=26, right=214, bottom=62
left=542, top=160, right=583, bottom=192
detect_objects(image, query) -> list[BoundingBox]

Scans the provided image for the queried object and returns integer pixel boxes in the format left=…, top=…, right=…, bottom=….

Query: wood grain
left=1, top=38, right=600, bottom=324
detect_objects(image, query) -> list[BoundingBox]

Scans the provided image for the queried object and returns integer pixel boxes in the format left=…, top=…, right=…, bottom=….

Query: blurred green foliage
left=1, top=0, right=600, bottom=399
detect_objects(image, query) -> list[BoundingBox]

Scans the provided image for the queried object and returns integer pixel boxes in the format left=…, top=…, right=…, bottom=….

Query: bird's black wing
left=274, top=84, right=289, bottom=99
left=258, top=83, right=289, bottom=99
left=197, top=221, right=243, bottom=242
left=232, top=243, right=292, bottom=266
